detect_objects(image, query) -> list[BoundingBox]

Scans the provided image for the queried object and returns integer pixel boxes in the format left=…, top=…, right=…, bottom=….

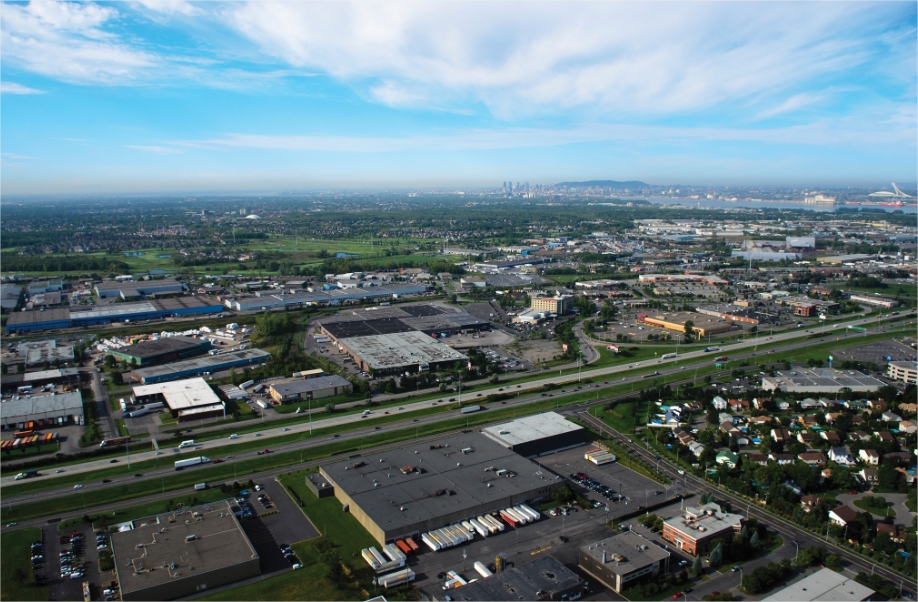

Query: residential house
left=882, top=411, right=903, bottom=422
left=688, top=442, right=706, bottom=458
left=752, top=397, right=772, bottom=410
left=799, top=398, right=819, bottom=409
left=825, top=412, right=844, bottom=424
left=868, top=400, right=889, bottom=411
left=858, top=468, right=879, bottom=485
left=777, top=401, right=791, bottom=411
left=817, top=398, right=839, bottom=408
left=800, top=495, right=823, bottom=513
left=877, top=432, right=894, bottom=443
left=820, top=430, right=841, bottom=443
left=844, top=400, right=868, bottom=410
left=828, top=446, right=854, bottom=466
left=828, top=505, right=859, bottom=526
left=849, top=430, right=873, bottom=442
left=797, top=432, right=815, bottom=445
left=720, top=421, right=740, bottom=436
left=719, top=412, right=735, bottom=425
left=850, top=415, right=865, bottom=426
left=716, top=450, right=739, bottom=468
left=749, top=416, right=774, bottom=427
left=743, top=452, right=769, bottom=466
left=771, top=428, right=793, bottom=444
left=883, top=451, right=913, bottom=463
left=899, top=420, right=917, bottom=434
left=895, top=467, right=916, bottom=485
left=768, top=453, right=794, bottom=465
left=799, top=452, right=827, bottom=466
left=684, top=402, right=704, bottom=412
left=712, top=396, right=728, bottom=410
left=729, top=399, right=750, bottom=413
left=876, top=523, right=904, bottom=543
left=799, top=415, right=818, bottom=428
left=858, top=449, right=880, bottom=466
left=899, top=402, right=917, bottom=414
left=675, top=430, right=695, bottom=447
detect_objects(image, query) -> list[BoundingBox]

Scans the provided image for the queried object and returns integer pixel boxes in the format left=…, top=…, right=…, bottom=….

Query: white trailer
left=479, top=514, right=503, bottom=533
left=474, top=561, right=494, bottom=579
left=438, top=528, right=458, bottom=547
left=382, top=544, right=406, bottom=564
left=362, top=549, right=381, bottom=570
left=469, top=518, right=489, bottom=537
left=367, top=547, right=387, bottom=567
left=447, top=571, right=467, bottom=586
left=505, top=507, right=528, bottom=524
left=461, top=520, right=475, bottom=534
left=421, top=533, right=440, bottom=552
left=515, top=505, right=537, bottom=522
left=378, top=568, right=415, bottom=589
left=125, top=407, right=150, bottom=418
left=174, top=456, right=209, bottom=470
left=519, top=503, right=541, bottom=521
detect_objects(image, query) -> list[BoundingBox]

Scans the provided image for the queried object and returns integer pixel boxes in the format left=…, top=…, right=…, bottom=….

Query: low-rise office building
left=640, top=312, right=734, bottom=337
left=132, top=377, right=225, bottom=421
left=579, top=531, right=670, bottom=593
left=268, top=375, right=353, bottom=403
left=661, top=502, right=743, bottom=555
left=111, top=500, right=260, bottom=601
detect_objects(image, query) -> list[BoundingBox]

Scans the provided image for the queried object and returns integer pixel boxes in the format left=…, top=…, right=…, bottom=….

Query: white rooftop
left=762, top=568, right=875, bottom=602
left=481, top=411, right=582, bottom=447
left=132, top=377, right=221, bottom=410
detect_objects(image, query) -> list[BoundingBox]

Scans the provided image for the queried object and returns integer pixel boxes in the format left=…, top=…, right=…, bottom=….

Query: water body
left=633, top=196, right=917, bottom=214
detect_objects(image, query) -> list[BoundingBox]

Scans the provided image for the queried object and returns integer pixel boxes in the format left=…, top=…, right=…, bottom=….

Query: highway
left=575, top=411, right=917, bottom=599
left=2, top=311, right=912, bottom=511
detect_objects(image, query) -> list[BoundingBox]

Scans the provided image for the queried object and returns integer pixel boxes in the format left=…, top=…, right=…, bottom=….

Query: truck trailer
left=174, top=456, right=210, bottom=470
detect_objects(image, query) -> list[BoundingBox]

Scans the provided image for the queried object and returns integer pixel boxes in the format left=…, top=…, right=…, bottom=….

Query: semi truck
left=178, top=440, right=195, bottom=449
left=460, top=405, right=482, bottom=414
left=99, top=437, right=132, bottom=448
left=14, top=470, right=40, bottom=480
left=174, top=456, right=210, bottom=470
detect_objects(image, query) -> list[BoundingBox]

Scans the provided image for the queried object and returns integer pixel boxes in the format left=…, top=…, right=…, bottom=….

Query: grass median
left=1, top=527, right=47, bottom=602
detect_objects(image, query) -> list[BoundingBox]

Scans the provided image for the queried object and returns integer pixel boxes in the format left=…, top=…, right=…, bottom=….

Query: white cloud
left=223, top=2, right=912, bottom=118
left=0, top=82, right=44, bottom=94
left=133, top=0, right=200, bottom=17
left=1, top=152, right=34, bottom=159
left=125, top=145, right=183, bottom=155
left=1, top=0, right=157, bottom=84
left=755, top=92, right=827, bottom=120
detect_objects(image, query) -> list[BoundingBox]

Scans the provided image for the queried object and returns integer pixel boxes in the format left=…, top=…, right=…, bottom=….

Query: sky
left=1, top=0, right=916, bottom=195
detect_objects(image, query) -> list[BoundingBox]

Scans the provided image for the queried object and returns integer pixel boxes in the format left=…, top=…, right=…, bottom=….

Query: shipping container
left=395, top=540, right=411, bottom=556
left=405, top=537, right=419, bottom=553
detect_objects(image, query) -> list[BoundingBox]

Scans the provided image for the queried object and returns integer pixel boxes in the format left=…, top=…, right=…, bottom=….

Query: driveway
left=835, top=491, right=913, bottom=526
left=252, top=479, right=320, bottom=546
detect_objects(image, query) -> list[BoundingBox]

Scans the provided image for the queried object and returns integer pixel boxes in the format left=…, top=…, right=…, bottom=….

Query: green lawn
left=198, top=469, right=385, bottom=601
left=1, top=528, right=47, bottom=601
left=853, top=498, right=896, bottom=518
left=0, top=442, right=61, bottom=462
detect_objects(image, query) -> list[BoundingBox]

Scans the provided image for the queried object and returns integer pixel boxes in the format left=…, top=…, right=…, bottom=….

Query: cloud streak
left=1, top=82, right=44, bottom=94
left=126, top=145, right=183, bottom=155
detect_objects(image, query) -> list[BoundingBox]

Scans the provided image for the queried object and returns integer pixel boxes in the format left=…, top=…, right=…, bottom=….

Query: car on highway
left=73, top=484, right=82, bottom=489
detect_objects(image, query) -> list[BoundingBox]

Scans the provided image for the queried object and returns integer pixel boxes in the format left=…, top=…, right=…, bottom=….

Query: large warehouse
left=640, top=312, right=735, bottom=337
left=6, top=297, right=222, bottom=333
left=0, top=390, right=83, bottom=430
left=130, top=349, right=270, bottom=384
left=335, top=332, right=468, bottom=376
left=132, top=377, right=225, bottom=421
left=268, top=375, right=353, bottom=404
left=319, top=432, right=562, bottom=545
left=16, top=339, right=75, bottom=366
left=226, top=284, right=431, bottom=311
left=107, top=336, right=212, bottom=366
left=481, top=411, right=586, bottom=457
left=94, top=277, right=184, bottom=299
left=761, top=368, right=885, bottom=393
left=111, top=500, right=260, bottom=601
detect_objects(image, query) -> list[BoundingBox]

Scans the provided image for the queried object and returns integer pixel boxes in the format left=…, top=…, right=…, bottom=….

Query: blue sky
left=1, top=0, right=915, bottom=195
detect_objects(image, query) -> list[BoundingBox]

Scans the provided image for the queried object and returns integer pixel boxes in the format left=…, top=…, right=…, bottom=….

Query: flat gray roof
left=269, top=375, right=352, bottom=397
left=481, top=412, right=583, bottom=448
left=449, top=555, right=581, bottom=601
left=762, top=568, right=875, bottom=601
left=0, top=390, right=83, bottom=421
left=71, top=301, right=158, bottom=319
left=132, top=349, right=270, bottom=381
left=340, top=331, right=467, bottom=370
left=762, top=368, right=885, bottom=392
left=132, top=378, right=222, bottom=410
left=322, top=432, right=560, bottom=534
left=113, top=336, right=209, bottom=359
left=0, top=284, right=21, bottom=310
left=18, top=339, right=75, bottom=364
left=6, top=308, right=70, bottom=326
left=111, top=500, right=258, bottom=598
left=580, top=531, right=670, bottom=576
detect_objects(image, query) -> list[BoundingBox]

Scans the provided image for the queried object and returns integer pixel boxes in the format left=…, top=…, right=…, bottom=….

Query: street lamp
left=793, top=540, right=799, bottom=561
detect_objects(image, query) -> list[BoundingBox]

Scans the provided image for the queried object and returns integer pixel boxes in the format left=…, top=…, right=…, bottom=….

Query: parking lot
left=831, top=339, right=917, bottom=365
left=40, top=521, right=110, bottom=601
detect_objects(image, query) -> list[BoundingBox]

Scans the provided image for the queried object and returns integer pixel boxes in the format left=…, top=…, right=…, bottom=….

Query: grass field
left=853, top=498, right=896, bottom=518
left=0, top=442, right=61, bottom=462
left=1, top=528, right=47, bottom=601
left=198, top=469, right=387, bottom=601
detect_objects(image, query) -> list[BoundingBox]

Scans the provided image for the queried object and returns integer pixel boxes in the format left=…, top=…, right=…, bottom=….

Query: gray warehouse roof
left=449, top=555, right=582, bottom=601
left=762, top=368, right=885, bottom=392
left=0, top=390, right=83, bottom=421
left=111, top=336, right=209, bottom=360
left=269, top=375, right=352, bottom=397
left=111, top=500, right=258, bottom=599
left=321, top=432, right=560, bottom=535
left=581, top=531, right=670, bottom=577
left=482, top=411, right=583, bottom=448
left=761, top=568, right=875, bottom=601
left=132, top=349, right=270, bottom=382
left=339, top=332, right=467, bottom=370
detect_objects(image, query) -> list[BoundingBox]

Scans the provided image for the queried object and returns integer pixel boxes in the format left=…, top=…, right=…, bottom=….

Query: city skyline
left=1, top=0, right=916, bottom=195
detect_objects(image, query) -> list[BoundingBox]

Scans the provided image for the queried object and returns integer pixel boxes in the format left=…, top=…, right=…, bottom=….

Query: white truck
left=178, top=440, right=195, bottom=449
left=174, top=456, right=210, bottom=470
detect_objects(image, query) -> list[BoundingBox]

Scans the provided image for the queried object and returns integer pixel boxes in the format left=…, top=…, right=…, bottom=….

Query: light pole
left=578, top=350, right=583, bottom=382
left=793, top=540, right=799, bottom=562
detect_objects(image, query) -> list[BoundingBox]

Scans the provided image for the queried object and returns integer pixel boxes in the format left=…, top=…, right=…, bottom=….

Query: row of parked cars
left=570, top=471, right=622, bottom=502
left=29, top=538, right=48, bottom=586
left=279, top=543, right=302, bottom=570
left=57, top=531, right=87, bottom=580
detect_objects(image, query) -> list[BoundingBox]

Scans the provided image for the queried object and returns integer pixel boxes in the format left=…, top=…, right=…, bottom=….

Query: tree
left=684, top=320, right=695, bottom=340
left=112, top=371, right=124, bottom=385
left=691, top=554, right=703, bottom=576
left=708, top=542, right=724, bottom=567
left=749, top=531, right=762, bottom=550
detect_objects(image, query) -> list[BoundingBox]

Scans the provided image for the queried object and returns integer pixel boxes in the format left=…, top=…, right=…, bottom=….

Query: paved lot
left=253, top=478, right=320, bottom=546
left=236, top=511, right=292, bottom=575
left=831, top=339, right=916, bottom=365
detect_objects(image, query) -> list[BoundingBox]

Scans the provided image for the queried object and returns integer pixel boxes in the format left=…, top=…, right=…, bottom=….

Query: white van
left=179, top=440, right=195, bottom=448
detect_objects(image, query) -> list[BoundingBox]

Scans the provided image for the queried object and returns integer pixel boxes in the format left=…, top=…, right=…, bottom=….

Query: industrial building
left=481, top=411, right=586, bottom=457
left=225, top=283, right=431, bottom=311
left=0, top=284, right=22, bottom=313
left=887, top=360, right=918, bottom=384
left=761, top=568, right=875, bottom=602
left=94, top=277, right=184, bottom=299
left=579, top=531, right=671, bottom=593
left=110, top=500, right=260, bottom=601
left=849, top=294, right=899, bottom=309
left=637, top=274, right=727, bottom=285
left=268, top=375, right=353, bottom=403
left=0, top=390, right=84, bottom=430
left=6, top=297, right=222, bottom=333
left=130, top=349, right=270, bottom=384
left=16, top=339, right=75, bottom=366
left=319, top=432, right=562, bottom=545
left=761, top=368, right=885, bottom=393
left=640, top=312, right=735, bottom=337
left=440, top=555, right=583, bottom=601
left=661, top=502, right=743, bottom=555
left=132, top=378, right=225, bottom=421
left=333, top=332, right=468, bottom=376
left=107, top=336, right=212, bottom=367
left=696, top=304, right=776, bottom=325
left=1, top=367, right=82, bottom=394
left=316, top=304, right=490, bottom=340
left=529, top=295, right=573, bottom=315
